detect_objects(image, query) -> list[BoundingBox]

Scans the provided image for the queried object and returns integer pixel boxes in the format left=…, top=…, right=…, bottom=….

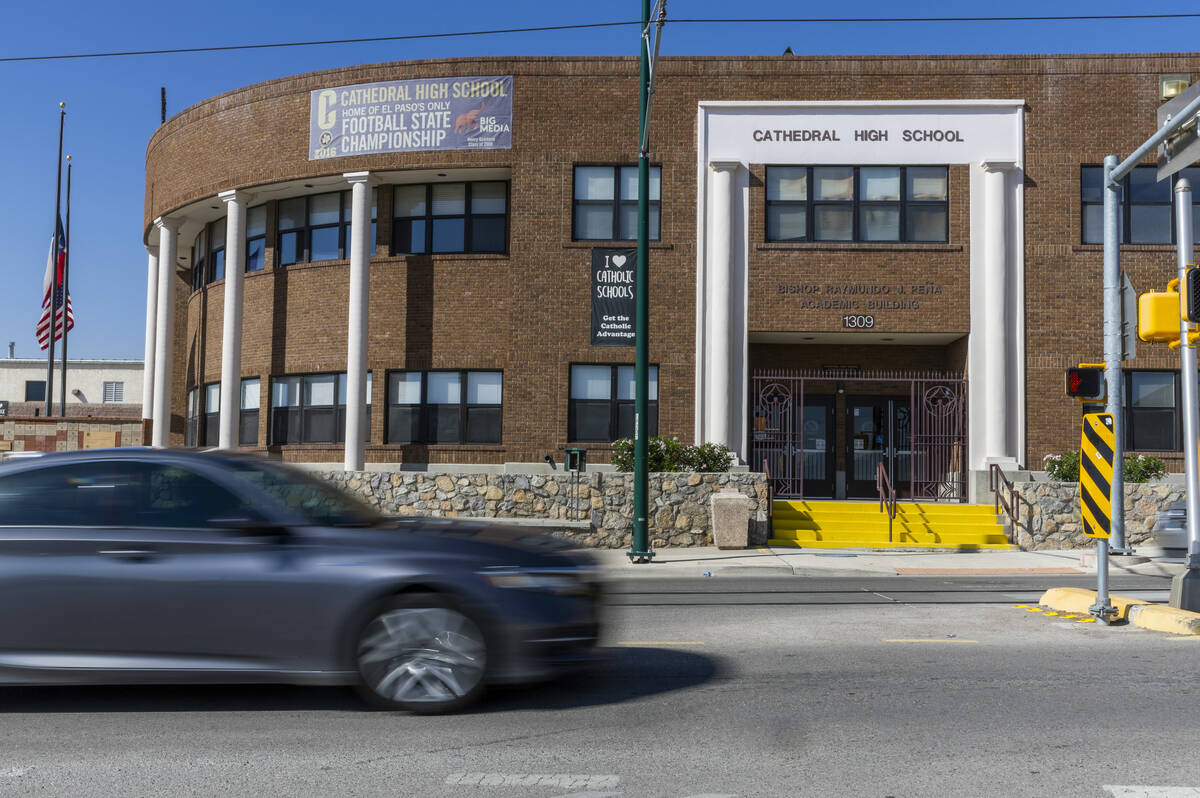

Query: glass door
left=799, top=396, right=835, bottom=498
left=845, top=396, right=911, bottom=498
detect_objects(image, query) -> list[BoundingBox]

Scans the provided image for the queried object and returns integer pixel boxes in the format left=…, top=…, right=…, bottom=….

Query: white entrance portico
left=694, top=100, right=1026, bottom=476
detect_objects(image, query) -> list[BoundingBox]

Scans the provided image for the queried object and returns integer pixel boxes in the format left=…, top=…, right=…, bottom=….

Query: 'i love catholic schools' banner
left=309, top=76, right=513, bottom=159
left=592, top=248, right=637, bottom=347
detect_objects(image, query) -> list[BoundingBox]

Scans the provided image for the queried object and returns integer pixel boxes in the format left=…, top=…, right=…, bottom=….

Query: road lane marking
left=1103, top=787, right=1200, bottom=797
left=885, top=638, right=979, bottom=643
left=613, top=641, right=705, bottom=646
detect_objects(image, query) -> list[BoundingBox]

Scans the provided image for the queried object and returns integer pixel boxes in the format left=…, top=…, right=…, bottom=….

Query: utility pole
left=629, top=0, right=665, bottom=563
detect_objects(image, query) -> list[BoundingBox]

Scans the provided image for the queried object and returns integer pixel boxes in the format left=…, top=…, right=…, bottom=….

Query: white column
left=217, top=190, right=251, bottom=449
left=151, top=216, right=182, bottom=448
left=981, top=161, right=1015, bottom=462
left=142, top=246, right=159, bottom=421
left=343, top=172, right=373, bottom=471
left=707, top=162, right=738, bottom=448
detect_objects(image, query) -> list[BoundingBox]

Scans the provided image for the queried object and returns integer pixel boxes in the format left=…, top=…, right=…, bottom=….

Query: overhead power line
left=3, top=14, right=1200, bottom=63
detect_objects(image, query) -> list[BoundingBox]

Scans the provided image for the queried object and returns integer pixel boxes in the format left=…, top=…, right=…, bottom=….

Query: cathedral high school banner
left=309, top=76, right=513, bottom=159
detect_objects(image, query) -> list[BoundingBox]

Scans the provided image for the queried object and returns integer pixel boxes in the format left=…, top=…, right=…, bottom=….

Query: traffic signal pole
left=1172, top=178, right=1200, bottom=610
left=1102, top=155, right=1129, bottom=555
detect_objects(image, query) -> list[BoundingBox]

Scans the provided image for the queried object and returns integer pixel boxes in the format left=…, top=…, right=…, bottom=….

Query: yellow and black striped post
left=1080, top=413, right=1115, bottom=539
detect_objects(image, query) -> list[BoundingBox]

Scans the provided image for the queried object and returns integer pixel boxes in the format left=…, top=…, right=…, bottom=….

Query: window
left=240, top=377, right=260, bottom=446
left=24, top=380, right=45, bottom=403
left=1082, top=165, right=1200, bottom=244
left=766, top=166, right=948, bottom=243
left=191, top=226, right=207, bottom=290
left=1125, top=371, right=1180, bottom=451
left=246, top=205, right=266, bottom=272
left=391, top=182, right=508, bottom=255
left=0, top=461, right=256, bottom=528
left=102, top=381, right=124, bottom=403
left=185, top=388, right=199, bottom=447
left=270, top=373, right=370, bottom=445
left=568, top=364, right=658, bottom=442
left=386, top=370, right=502, bottom=445
left=278, top=190, right=378, bottom=266
left=573, top=166, right=660, bottom=241
left=203, top=383, right=220, bottom=447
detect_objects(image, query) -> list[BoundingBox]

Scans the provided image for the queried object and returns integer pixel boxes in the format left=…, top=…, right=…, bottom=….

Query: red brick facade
left=145, top=54, right=1200, bottom=469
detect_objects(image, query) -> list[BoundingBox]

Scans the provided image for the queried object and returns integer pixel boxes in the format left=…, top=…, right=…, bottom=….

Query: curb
left=1127, top=604, right=1200, bottom=635
left=1038, top=587, right=1151, bottom=621
left=1038, top=587, right=1200, bottom=634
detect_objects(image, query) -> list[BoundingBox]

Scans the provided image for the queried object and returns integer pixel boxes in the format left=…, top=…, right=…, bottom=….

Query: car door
left=0, top=458, right=337, bottom=674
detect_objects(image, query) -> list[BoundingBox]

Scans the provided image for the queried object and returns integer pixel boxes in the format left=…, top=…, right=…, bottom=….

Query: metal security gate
left=750, top=369, right=968, bottom=501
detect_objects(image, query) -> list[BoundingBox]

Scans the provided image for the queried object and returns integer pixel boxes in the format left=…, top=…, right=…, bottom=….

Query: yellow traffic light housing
left=1139, top=280, right=1182, bottom=343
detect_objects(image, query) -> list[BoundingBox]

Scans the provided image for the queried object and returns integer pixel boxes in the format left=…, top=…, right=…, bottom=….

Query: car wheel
left=354, top=594, right=488, bottom=713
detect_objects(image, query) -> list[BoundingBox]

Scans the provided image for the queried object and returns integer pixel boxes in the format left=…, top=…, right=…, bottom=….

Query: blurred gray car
left=0, top=449, right=601, bottom=713
left=1152, top=499, right=1188, bottom=556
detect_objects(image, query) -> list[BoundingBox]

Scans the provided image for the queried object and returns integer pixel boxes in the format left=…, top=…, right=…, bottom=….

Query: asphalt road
left=0, top=574, right=1196, bottom=798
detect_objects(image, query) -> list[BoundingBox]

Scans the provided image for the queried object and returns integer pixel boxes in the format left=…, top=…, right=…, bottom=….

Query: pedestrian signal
left=1184, top=266, right=1200, bottom=323
left=1065, top=366, right=1104, bottom=400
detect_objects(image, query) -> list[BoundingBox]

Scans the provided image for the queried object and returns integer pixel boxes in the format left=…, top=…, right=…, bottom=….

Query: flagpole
left=44, top=102, right=64, bottom=418
left=59, top=156, right=71, bottom=417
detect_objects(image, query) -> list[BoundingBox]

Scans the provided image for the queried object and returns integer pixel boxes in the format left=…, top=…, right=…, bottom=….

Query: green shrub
left=1042, top=451, right=1166, bottom=482
left=611, top=437, right=734, bottom=472
left=1123, top=454, right=1166, bottom=482
left=1043, top=452, right=1080, bottom=482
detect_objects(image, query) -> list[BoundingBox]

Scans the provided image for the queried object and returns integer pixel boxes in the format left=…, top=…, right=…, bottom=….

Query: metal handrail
left=989, top=463, right=1020, bottom=542
left=876, top=461, right=897, bottom=542
left=762, top=458, right=774, bottom=530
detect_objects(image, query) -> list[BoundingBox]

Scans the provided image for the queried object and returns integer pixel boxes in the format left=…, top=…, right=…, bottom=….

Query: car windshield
left=224, top=459, right=385, bottom=528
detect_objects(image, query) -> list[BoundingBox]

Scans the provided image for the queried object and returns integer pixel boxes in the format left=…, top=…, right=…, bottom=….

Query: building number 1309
left=842, top=314, right=875, bottom=329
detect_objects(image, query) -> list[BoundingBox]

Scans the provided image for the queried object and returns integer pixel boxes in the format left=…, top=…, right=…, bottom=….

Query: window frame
left=765, top=165, right=949, bottom=244
left=567, top=363, right=659, bottom=443
left=185, top=387, right=199, bottom=447
left=269, top=372, right=371, bottom=446
left=277, top=190, right=377, bottom=267
left=571, top=165, right=662, bottom=242
left=1124, top=370, right=1182, bottom=452
left=102, top=381, right=124, bottom=404
left=390, top=181, right=509, bottom=256
left=239, top=377, right=260, bottom=447
left=1081, top=165, right=1200, bottom=245
left=385, top=369, right=503, bottom=445
left=24, top=380, right=46, bottom=403
left=203, top=382, right=220, bottom=448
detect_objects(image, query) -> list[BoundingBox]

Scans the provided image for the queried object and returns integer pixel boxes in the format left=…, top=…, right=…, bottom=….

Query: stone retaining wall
left=1012, top=480, right=1182, bottom=550
left=321, top=470, right=770, bottom=548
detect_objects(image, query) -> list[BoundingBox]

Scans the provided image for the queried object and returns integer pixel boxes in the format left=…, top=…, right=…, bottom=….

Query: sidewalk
left=585, top=545, right=1189, bottom=579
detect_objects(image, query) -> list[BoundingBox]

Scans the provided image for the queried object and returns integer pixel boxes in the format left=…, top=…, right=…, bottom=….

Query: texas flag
left=35, top=214, right=73, bottom=350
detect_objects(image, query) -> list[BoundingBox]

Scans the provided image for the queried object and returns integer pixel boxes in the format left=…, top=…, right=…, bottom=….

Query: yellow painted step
left=767, top=538, right=1015, bottom=550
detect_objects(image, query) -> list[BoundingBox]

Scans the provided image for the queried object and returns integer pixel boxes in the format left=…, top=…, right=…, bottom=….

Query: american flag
left=35, top=214, right=73, bottom=350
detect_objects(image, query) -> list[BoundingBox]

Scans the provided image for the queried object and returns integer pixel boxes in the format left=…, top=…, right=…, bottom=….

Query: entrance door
left=845, top=396, right=911, bottom=498
left=798, top=396, right=835, bottom=498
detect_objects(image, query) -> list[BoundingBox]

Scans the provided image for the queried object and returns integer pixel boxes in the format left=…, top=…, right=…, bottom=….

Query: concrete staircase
left=769, top=500, right=1013, bottom=550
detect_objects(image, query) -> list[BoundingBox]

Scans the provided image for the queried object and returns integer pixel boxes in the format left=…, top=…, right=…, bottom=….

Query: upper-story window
left=277, top=190, right=377, bottom=267
left=246, top=205, right=267, bottom=272
left=573, top=166, right=660, bottom=241
left=1082, top=165, right=1200, bottom=244
left=391, top=182, right=508, bottom=255
left=192, top=208, right=269, bottom=288
left=766, top=166, right=948, bottom=243
left=102, top=381, right=124, bottom=403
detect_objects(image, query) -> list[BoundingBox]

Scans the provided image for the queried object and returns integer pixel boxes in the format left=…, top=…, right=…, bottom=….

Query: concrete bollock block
left=710, top=490, right=751, bottom=550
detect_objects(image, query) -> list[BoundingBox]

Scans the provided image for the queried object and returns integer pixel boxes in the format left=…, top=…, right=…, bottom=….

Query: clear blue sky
left=2, top=1, right=1197, bottom=360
